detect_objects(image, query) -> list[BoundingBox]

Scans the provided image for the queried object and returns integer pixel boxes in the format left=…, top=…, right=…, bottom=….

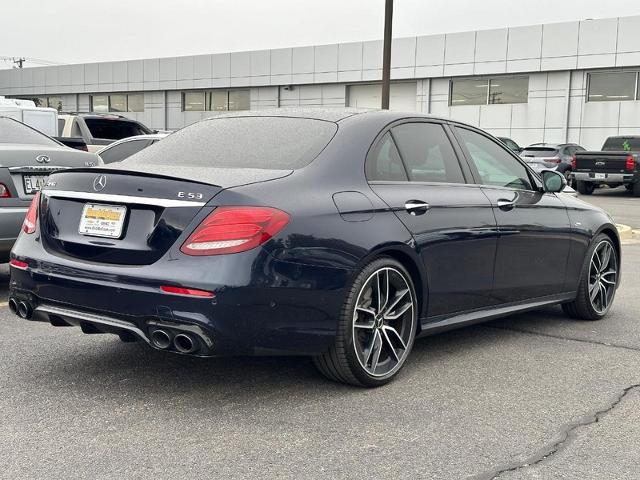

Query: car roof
left=525, top=143, right=575, bottom=148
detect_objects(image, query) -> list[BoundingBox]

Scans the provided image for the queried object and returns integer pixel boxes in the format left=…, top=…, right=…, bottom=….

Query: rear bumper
left=573, top=172, right=634, bottom=184
left=8, top=252, right=351, bottom=357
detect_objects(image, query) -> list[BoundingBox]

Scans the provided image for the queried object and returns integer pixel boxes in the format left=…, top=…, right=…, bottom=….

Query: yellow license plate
left=78, top=203, right=127, bottom=238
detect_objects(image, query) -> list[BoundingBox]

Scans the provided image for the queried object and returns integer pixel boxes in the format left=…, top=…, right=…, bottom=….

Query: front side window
left=588, top=72, right=636, bottom=102
left=366, top=132, right=408, bottom=182
left=391, top=123, right=465, bottom=183
left=456, top=127, right=533, bottom=190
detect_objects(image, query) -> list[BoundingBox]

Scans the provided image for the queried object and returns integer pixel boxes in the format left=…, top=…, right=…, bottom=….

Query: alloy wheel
left=588, top=240, right=618, bottom=314
left=352, top=267, right=416, bottom=377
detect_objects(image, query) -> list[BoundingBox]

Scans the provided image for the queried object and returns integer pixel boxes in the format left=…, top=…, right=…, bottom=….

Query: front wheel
left=313, top=257, right=418, bottom=387
left=562, top=234, right=619, bottom=320
left=576, top=181, right=595, bottom=195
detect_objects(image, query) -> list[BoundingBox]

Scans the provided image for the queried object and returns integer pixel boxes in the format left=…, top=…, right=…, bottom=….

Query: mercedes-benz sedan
left=9, top=109, right=621, bottom=386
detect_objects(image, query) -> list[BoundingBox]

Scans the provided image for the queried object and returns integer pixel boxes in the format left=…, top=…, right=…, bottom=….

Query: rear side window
left=0, top=117, right=59, bottom=146
left=99, top=139, right=152, bottom=164
left=366, top=132, right=408, bottom=181
left=124, top=117, right=337, bottom=170
left=602, top=137, right=640, bottom=152
left=84, top=119, right=151, bottom=140
left=391, top=123, right=465, bottom=183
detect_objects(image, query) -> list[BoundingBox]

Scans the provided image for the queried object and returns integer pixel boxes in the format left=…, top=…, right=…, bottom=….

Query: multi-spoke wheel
left=563, top=234, right=619, bottom=320
left=313, top=257, right=418, bottom=387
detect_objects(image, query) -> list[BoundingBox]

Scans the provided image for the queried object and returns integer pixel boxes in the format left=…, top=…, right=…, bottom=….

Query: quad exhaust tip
left=17, top=300, right=32, bottom=319
left=150, top=329, right=171, bottom=349
left=173, top=333, right=198, bottom=354
left=8, top=298, right=18, bottom=315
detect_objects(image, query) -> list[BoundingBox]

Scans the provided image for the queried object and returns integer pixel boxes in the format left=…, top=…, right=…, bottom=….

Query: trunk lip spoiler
left=41, top=189, right=206, bottom=208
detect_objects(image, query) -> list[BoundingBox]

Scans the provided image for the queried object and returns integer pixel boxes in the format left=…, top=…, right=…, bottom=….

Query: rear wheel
left=313, top=258, right=418, bottom=387
left=633, top=181, right=640, bottom=197
left=562, top=234, right=619, bottom=320
left=576, top=181, right=595, bottom=195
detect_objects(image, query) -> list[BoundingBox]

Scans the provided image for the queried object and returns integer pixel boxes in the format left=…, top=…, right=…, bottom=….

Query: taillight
left=549, top=157, right=561, bottom=164
left=160, top=285, right=215, bottom=298
left=626, top=155, right=635, bottom=171
left=22, top=192, right=40, bottom=234
left=0, top=183, right=11, bottom=198
left=181, top=206, right=290, bottom=256
left=571, top=156, right=577, bottom=170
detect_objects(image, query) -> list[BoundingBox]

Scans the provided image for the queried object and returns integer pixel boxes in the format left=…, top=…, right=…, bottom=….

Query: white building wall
left=0, top=15, right=639, bottom=147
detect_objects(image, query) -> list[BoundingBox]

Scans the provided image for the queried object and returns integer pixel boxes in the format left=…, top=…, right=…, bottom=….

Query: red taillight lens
left=0, top=183, right=11, bottom=198
left=22, top=192, right=40, bottom=234
left=626, top=155, right=635, bottom=171
left=571, top=156, right=577, bottom=170
left=160, top=285, right=215, bottom=298
left=9, top=259, right=28, bottom=270
left=181, top=206, right=290, bottom=256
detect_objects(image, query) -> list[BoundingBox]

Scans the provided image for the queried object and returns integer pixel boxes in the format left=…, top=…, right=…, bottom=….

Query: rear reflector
left=22, top=192, right=40, bottom=234
left=626, top=155, right=635, bottom=171
left=571, top=155, right=577, bottom=170
left=181, top=206, right=290, bottom=256
left=9, top=259, right=28, bottom=270
left=160, top=285, right=215, bottom=298
left=0, top=183, right=11, bottom=198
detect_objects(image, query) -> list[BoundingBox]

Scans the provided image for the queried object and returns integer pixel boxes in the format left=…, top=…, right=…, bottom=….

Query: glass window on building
left=488, top=77, right=528, bottom=104
left=109, top=94, right=127, bottom=112
left=588, top=72, right=637, bottom=102
left=183, top=92, right=205, bottom=111
left=228, top=90, right=250, bottom=111
left=207, top=91, right=228, bottom=111
left=127, top=93, right=144, bottom=112
left=91, top=95, right=109, bottom=113
left=450, top=79, right=489, bottom=106
left=47, top=96, right=63, bottom=111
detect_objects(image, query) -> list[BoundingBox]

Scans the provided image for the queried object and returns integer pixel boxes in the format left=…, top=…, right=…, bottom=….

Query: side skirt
left=417, top=292, right=577, bottom=337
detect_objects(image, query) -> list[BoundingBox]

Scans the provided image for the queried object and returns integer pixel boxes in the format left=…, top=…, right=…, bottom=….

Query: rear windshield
left=84, top=118, right=151, bottom=140
left=520, top=147, right=559, bottom=157
left=123, top=116, right=338, bottom=170
left=0, top=117, right=59, bottom=146
left=602, top=137, right=640, bottom=152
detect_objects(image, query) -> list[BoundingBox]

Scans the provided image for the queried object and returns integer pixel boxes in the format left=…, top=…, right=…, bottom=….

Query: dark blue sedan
left=9, top=109, right=620, bottom=386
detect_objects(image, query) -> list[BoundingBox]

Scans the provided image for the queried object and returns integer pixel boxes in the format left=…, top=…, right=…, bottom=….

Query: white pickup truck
left=58, top=113, right=154, bottom=153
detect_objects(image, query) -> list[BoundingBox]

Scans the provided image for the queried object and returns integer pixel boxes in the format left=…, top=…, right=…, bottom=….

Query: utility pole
left=381, top=0, right=393, bottom=109
left=13, top=57, right=25, bottom=69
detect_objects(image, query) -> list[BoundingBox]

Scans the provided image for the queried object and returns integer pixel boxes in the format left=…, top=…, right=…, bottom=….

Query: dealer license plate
left=78, top=203, right=127, bottom=238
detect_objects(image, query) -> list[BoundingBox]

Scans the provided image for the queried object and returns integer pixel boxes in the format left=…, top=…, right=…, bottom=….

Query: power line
left=0, top=56, right=66, bottom=68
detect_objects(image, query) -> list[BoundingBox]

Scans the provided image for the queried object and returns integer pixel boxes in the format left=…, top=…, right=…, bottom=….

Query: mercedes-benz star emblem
left=36, top=155, right=50, bottom=164
left=93, top=175, right=107, bottom=191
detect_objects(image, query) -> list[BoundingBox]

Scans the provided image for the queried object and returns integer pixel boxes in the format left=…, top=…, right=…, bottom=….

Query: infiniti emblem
left=36, top=155, right=50, bottom=164
left=93, top=175, right=107, bottom=191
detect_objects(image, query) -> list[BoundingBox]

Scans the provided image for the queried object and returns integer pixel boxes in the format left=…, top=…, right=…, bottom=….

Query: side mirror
left=541, top=170, right=567, bottom=193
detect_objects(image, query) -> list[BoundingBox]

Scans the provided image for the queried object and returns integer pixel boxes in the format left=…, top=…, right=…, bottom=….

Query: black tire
left=576, top=181, right=595, bottom=195
left=625, top=184, right=633, bottom=191
left=313, top=257, right=418, bottom=387
left=563, top=169, right=574, bottom=188
left=562, top=233, right=619, bottom=321
left=633, top=181, right=640, bottom=198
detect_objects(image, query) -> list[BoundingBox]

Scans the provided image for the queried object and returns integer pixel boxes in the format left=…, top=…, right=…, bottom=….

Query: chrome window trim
left=41, top=189, right=206, bottom=208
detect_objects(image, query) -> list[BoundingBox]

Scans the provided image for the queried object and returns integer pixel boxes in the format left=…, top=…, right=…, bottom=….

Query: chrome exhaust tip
left=8, top=297, right=18, bottom=315
left=174, top=333, right=198, bottom=354
left=150, top=329, right=171, bottom=349
left=17, top=301, right=32, bottom=319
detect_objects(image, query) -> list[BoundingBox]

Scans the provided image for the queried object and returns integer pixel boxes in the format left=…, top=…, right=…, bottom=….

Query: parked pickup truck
left=573, top=136, right=640, bottom=197
left=58, top=113, right=153, bottom=153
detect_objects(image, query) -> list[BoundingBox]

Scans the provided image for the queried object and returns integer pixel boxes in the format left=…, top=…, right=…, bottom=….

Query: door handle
left=404, top=200, right=430, bottom=216
left=497, top=199, right=516, bottom=211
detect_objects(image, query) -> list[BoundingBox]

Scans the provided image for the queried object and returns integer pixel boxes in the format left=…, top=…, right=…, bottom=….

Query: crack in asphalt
left=486, top=324, right=640, bottom=353
left=469, top=383, right=640, bottom=480
left=468, top=325, right=640, bottom=479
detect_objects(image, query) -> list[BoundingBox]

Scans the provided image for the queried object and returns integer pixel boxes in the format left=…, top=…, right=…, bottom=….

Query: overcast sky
left=2, top=0, right=640, bottom=69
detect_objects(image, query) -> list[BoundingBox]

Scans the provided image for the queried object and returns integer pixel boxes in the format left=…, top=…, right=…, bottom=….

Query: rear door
left=366, top=120, right=498, bottom=318
left=453, top=126, right=571, bottom=303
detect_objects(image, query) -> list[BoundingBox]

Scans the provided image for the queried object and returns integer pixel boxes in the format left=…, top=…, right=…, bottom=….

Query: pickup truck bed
left=573, top=136, right=640, bottom=196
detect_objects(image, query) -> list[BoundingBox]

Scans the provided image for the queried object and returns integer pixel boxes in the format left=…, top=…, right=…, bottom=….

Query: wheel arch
left=596, top=224, right=622, bottom=277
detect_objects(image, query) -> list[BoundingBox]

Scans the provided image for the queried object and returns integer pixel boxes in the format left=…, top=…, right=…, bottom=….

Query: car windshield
left=84, top=118, right=152, bottom=140
left=520, top=147, right=559, bottom=157
left=123, top=116, right=338, bottom=170
left=602, top=137, right=640, bottom=152
left=0, top=117, right=60, bottom=146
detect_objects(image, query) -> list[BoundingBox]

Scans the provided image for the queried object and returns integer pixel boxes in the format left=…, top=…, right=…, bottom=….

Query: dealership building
left=2, top=15, right=640, bottom=149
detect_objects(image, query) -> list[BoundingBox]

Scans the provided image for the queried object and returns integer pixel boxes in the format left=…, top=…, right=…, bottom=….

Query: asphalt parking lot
left=1, top=186, right=639, bottom=480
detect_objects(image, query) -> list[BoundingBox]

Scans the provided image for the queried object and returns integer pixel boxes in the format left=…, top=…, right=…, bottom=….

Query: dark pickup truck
left=573, top=136, right=640, bottom=196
